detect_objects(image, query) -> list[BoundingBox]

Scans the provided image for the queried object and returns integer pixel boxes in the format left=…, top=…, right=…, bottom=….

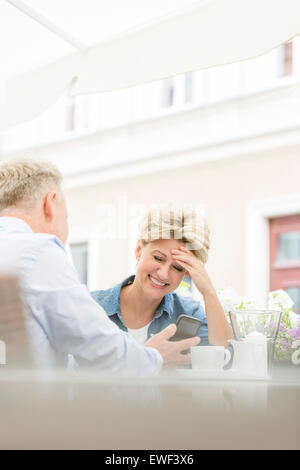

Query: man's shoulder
left=25, top=232, right=67, bottom=266
left=0, top=227, right=65, bottom=274
left=18, top=233, right=76, bottom=289
left=10, top=229, right=64, bottom=253
left=35, top=232, right=65, bottom=249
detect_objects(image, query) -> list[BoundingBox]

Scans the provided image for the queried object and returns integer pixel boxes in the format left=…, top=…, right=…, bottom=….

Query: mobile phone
left=169, top=314, right=201, bottom=341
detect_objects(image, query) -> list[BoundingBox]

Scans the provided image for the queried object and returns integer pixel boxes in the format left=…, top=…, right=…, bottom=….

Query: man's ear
left=135, top=239, right=143, bottom=261
left=43, top=191, right=57, bottom=221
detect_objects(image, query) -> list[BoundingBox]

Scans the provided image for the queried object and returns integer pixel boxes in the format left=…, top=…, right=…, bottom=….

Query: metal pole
left=5, top=0, right=89, bottom=52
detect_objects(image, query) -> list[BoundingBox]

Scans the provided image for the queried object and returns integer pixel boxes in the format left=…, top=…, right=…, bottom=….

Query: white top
left=0, top=217, right=162, bottom=375
left=127, top=323, right=151, bottom=345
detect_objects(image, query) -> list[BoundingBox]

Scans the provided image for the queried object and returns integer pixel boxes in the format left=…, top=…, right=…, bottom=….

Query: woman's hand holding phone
left=145, top=324, right=200, bottom=364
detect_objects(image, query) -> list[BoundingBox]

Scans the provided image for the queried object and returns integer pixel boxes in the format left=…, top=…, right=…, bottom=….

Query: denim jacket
left=91, top=275, right=209, bottom=345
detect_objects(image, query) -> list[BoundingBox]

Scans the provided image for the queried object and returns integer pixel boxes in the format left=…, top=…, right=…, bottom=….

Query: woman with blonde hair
left=91, top=204, right=232, bottom=347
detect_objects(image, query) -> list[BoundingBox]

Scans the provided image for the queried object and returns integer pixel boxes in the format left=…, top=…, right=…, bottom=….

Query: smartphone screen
left=169, top=314, right=201, bottom=341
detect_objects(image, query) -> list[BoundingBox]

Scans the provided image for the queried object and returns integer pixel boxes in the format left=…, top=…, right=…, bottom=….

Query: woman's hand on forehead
left=171, top=246, right=214, bottom=295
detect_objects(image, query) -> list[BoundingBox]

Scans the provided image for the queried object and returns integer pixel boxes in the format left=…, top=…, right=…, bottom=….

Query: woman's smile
left=148, top=274, right=169, bottom=289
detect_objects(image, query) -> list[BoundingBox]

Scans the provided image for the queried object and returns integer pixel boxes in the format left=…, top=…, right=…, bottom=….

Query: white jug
left=228, top=334, right=269, bottom=378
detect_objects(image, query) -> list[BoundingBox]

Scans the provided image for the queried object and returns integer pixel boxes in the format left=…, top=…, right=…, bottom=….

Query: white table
left=0, top=363, right=299, bottom=450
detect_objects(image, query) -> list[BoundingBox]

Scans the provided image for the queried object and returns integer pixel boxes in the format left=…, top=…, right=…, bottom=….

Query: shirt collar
left=104, top=275, right=135, bottom=317
left=0, top=216, right=33, bottom=233
left=156, top=292, right=173, bottom=319
left=105, top=274, right=173, bottom=320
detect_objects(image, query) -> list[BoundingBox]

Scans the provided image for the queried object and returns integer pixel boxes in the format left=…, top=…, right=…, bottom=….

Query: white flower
left=235, top=296, right=257, bottom=310
left=217, top=287, right=251, bottom=312
left=268, top=289, right=294, bottom=311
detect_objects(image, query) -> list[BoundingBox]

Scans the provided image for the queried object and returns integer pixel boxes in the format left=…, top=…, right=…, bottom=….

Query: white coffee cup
left=191, top=346, right=231, bottom=371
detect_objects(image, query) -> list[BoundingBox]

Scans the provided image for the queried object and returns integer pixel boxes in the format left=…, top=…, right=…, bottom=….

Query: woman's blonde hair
left=0, top=159, right=62, bottom=212
left=139, top=204, right=210, bottom=263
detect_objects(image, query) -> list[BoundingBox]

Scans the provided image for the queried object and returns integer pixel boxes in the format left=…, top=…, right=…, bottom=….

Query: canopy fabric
left=1, top=0, right=300, bottom=131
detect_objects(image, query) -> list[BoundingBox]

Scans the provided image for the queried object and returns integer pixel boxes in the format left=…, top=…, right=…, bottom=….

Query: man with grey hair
left=0, top=159, right=199, bottom=375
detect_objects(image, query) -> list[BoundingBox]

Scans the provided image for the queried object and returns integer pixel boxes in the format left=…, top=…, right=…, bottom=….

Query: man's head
left=0, top=159, right=69, bottom=244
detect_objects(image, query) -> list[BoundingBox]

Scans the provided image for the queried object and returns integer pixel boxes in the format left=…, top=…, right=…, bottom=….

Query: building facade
left=1, top=39, right=300, bottom=309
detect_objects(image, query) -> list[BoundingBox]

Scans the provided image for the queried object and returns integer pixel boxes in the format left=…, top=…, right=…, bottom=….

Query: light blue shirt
left=0, top=217, right=162, bottom=376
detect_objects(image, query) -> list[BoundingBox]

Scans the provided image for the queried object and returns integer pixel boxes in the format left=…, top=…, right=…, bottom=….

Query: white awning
left=1, top=0, right=300, bottom=131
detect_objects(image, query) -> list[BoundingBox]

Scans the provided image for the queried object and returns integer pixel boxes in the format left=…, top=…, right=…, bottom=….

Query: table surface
left=0, top=362, right=299, bottom=450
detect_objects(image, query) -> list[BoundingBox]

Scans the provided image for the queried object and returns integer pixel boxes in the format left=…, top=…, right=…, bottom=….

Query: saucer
left=176, top=369, right=269, bottom=381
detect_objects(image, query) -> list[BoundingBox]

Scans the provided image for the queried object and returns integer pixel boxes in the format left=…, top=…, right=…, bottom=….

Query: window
left=270, top=215, right=300, bottom=314
left=277, top=231, right=300, bottom=261
left=184, top=73, right=193, bottom=103
left=286, top=287, right=300, bottom=314
left=65, top=96, right=76, bottom=132
left=278, top=41, right=293, bottom=77
left=65, top=94, right=92, bottom=133
left=161, top=78, right=175, bottom=107
left=70, top=242, right=88, bottom=285
left=76, top=95, right=90, bottom=130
